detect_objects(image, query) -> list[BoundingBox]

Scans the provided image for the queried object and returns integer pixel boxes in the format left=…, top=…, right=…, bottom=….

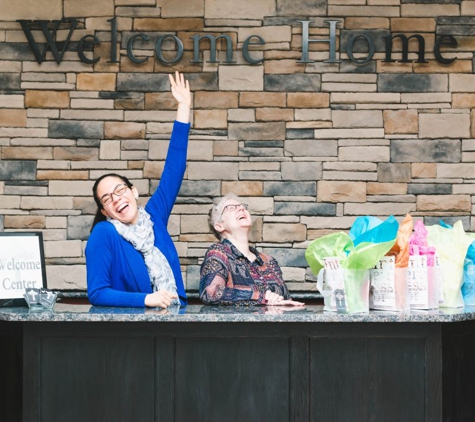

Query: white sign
left=370, top=256, right=397, bottom=310
left=0, top=232, right=46, bottom=305
left=408, top=255, right=430, bottom=309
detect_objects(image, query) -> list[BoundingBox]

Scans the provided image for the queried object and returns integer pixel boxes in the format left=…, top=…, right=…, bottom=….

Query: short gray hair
left=208, top=192, right=241, bottom=240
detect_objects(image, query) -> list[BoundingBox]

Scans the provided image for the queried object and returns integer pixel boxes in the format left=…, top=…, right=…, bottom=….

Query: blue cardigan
left=85, top=121, right=190, bottom=307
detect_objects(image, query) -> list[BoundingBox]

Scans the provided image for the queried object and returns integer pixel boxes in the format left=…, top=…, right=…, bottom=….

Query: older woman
left=199, top=193, right=304, bottom=306
left=85, top=72, right=190, bottom=309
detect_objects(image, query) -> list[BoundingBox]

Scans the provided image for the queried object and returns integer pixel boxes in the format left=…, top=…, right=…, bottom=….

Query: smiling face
left=214, top=199, right=252, bottom=239
left=96, top=176, right=139, bottom=224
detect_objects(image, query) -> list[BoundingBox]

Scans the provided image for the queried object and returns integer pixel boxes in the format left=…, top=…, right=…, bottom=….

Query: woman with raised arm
left=85, top=72, right=191, bottom=308
left=200, top=193, right=305, bottom=307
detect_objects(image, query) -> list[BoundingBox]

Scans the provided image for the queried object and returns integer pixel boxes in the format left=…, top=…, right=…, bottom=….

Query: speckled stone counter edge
left=2, top=304, right=475, bottom=323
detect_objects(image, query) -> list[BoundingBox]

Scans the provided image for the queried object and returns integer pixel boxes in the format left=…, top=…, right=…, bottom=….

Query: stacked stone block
left=0, top=0, right=475, bottom=294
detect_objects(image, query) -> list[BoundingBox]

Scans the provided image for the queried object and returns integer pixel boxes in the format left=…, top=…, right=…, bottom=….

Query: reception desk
left=1, top=303, right=475, bottom=422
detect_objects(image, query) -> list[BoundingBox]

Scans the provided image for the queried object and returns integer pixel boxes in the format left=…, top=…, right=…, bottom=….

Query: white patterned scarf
left=108, top=207, right=178, bottom=304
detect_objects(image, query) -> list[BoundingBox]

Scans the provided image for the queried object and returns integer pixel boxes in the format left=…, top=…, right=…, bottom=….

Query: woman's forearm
left=176, top=103, right=190, bottom=124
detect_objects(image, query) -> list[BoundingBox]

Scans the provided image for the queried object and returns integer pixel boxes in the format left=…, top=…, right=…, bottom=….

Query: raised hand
left=169, top=71, right=191, bottom=124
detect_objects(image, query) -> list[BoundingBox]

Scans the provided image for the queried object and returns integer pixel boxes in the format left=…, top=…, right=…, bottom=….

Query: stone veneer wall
left=1, top=0, right=475, bottom=294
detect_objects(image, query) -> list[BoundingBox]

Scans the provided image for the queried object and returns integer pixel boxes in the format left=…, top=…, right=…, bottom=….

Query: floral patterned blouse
left=199, top=239, right=291, bottom=305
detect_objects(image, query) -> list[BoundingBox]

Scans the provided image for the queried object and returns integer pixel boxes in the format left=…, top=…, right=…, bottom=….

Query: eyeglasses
left=221, top=203, right=249, bottom=215
left=100, top=183, right=128, bottom=206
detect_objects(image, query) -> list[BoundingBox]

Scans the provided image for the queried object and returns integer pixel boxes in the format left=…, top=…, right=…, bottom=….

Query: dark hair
left=90, top=173, right=134, bottom=232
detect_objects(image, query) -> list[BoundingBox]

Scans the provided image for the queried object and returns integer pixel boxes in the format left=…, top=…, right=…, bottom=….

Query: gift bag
left=317, top=258, right=370, bottom=314
left=462, top=261, right=475, bottom=305
left=369, top=214, right=412, bottom=312
left=461, top=237, right=475, bottom=305
left=305, top=216, right=398, bottom=276
left=427, top=221, right=473, bottom=308
left=407, top=255, right=438, bottom=310
left=409, top=220, right=441, bottom=306
left=433, top=254, right=445, bottom=306
left=370, top=256, right=409, bottom=311
left=307, top=216, right=398, bottom=314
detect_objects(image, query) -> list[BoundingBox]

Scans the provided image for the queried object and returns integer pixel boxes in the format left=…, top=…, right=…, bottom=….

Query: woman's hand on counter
left=265, top=290, right=305, bottom=306
left=264, top=305, right=307, bottom=315
left=145, top=290, right=178, bottom=308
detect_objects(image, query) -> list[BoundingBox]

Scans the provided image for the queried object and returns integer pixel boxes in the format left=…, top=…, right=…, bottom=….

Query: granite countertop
left=2, top=302, right=475, bottom=323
